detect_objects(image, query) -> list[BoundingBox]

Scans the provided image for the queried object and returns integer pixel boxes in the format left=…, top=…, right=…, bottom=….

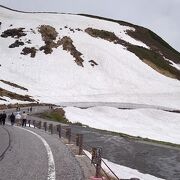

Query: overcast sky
left=0, top=0, right=179, bottom=52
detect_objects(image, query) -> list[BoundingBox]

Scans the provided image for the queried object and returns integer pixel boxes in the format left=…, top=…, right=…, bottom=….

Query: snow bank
left=64, top=106, right=180, bottom=145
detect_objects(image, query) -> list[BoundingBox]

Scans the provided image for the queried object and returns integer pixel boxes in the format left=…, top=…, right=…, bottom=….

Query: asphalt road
left=0, top=124, right=84, bottom=180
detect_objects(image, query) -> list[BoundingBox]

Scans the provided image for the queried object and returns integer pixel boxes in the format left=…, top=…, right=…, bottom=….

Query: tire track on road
left=0, top=127, right=11, bottom=161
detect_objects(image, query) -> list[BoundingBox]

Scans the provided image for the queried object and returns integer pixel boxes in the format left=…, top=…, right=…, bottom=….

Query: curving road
left=0, top=124, right=84, bottom=180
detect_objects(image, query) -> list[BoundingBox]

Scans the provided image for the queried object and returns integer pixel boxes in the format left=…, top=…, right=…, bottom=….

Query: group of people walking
left=0, top=111, right=28, bottom=127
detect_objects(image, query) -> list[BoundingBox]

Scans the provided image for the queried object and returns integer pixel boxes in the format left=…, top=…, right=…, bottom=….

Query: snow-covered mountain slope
left=0, top=6, right=180, bottom=108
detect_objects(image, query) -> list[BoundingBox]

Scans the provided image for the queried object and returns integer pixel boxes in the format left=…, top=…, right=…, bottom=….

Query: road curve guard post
left=57, top=124, right=62, bottom=138
left=38, top=121, right=42, bottom=129
left=66, top=128, right=71, bottom=144
left=49, top=124, right=53, bottom=134
left=28, top=120, right=31, bottom=127
left=76, top=134, right=80, bottom=146
left=43, top=122, right=47, bottom=131
left=78, top=134, right=83, bottom=155
left=33, top=120, right=36, bottom=128
left=91, top=147, right=103, bottom=179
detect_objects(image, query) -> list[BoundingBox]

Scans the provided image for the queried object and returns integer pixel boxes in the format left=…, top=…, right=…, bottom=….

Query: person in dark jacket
left=10, top=112, right=15, bottom=126
left=22, top=111, right=27, bottom=127
left=0, top=113, right=2, bottom=125
left=1, top=111, right=7, bottom=125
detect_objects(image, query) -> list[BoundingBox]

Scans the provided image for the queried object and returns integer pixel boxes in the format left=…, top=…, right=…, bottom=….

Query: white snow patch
left=0, top=7, right=179, bottom=109
left=64, top=106, right=180, bottom=145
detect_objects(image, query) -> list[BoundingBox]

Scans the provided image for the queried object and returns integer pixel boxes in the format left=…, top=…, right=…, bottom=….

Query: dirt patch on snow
left=9, top=40, right=24, bottom=48
left=85, top=28, right=119, bottom=43
left=59, top=36, right=84, bottom=67
left=21, top=47, right=37, bottom=58
left=1, top=28, right=27, bottom=38
left=0, top=87, right=34, bottom=102
left=89, top=60, right=98, bottom=67
left=0, top=80, right=28, bottom=91
left=38, top=25, right=58, bottom=54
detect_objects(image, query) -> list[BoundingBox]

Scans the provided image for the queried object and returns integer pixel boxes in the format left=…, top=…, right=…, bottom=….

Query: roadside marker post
left=78, top=134, right=83, bottom=155
left=33, top=120, right=36, bottom=128
left=57, top=124, right=62, bottom=138
left=39, top=121, right=42, bottom=129
left=28, top=120, right=31, bottom=127
left=91, top=147, right=103, bottom=179
left=76, top=134, right=80, bottom=146
left=49, top=124, right=53, bottom=134
left=43, top=122, right=47, bottom=131
left=66, top=128, right=71, bottom=144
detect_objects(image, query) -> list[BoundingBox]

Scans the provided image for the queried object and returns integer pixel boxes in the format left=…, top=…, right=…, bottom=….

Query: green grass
left=40, top=111, right=70, bottom=124
left=81, top=14, right=180, bottom=65
left=36, top=110, right=86, bottom=127
left=127, top=45, right=180, bottom=80
left=148, top=30, right=180, bottom=56
left=85, top=28, right=119, bottom=42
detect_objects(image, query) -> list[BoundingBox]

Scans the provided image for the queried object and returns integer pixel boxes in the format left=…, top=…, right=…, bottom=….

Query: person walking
left=22, top=111, right=27, bottom=127
left=10, top=112, right=15, bottom=126
left=15, top=112, right=22, bottom=126
left=1, top=111, right=7, bottom=126
left=0, top=112, right=2, bottom=125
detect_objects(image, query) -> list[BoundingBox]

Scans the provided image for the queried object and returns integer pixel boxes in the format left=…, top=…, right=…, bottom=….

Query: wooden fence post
left=43, top=122, right=47, bottom=131
left=39, top=121, right=42, bottom=129
left=78, top=134, right=83, bottom=155
left=57, top=124, right=62, bottom=138
left=33, top=120, right=36, bottom=128
left=66, top=128, right=71, bottom=144
left=28, top=120, right=31, bottom=127
left=95, top=147, right=102, bottom=178
left=49, top=124, right=53, bottom=134
left=76, top=134, right=80, bottom=146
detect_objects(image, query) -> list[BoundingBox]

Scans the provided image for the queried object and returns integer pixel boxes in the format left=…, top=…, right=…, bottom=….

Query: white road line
left=16, top=126, right=56, bottom=180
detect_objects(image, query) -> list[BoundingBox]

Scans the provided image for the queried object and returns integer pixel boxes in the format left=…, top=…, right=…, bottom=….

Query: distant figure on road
left=0, top=112, right=2, bottom=125
left=10, top=112, right=15, bottom=126
left=22, top=111, right=27, bottom=127
left=30, top=106, right=32, bottom=112
left=15, top=112, right=22, bottom=126
left=1, top=111, right=7, bottom=126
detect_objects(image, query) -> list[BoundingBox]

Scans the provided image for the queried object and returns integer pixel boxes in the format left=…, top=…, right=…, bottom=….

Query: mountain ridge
left=0, top=5, right=179, bottom=108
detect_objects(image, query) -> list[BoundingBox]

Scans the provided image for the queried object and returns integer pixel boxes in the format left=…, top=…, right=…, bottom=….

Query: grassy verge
left=38, top=111, right=69, bottom=124
left=35, top=109, right=180, bottom=149
left=36, top=110, right=84, bottom=126
left=93, top=128, right=180, bottom=149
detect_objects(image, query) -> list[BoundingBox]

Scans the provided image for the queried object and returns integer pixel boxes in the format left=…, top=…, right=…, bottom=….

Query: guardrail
left=25, top=119, right=122, bottom=180
left=9, top=118, right=139, bottom=180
